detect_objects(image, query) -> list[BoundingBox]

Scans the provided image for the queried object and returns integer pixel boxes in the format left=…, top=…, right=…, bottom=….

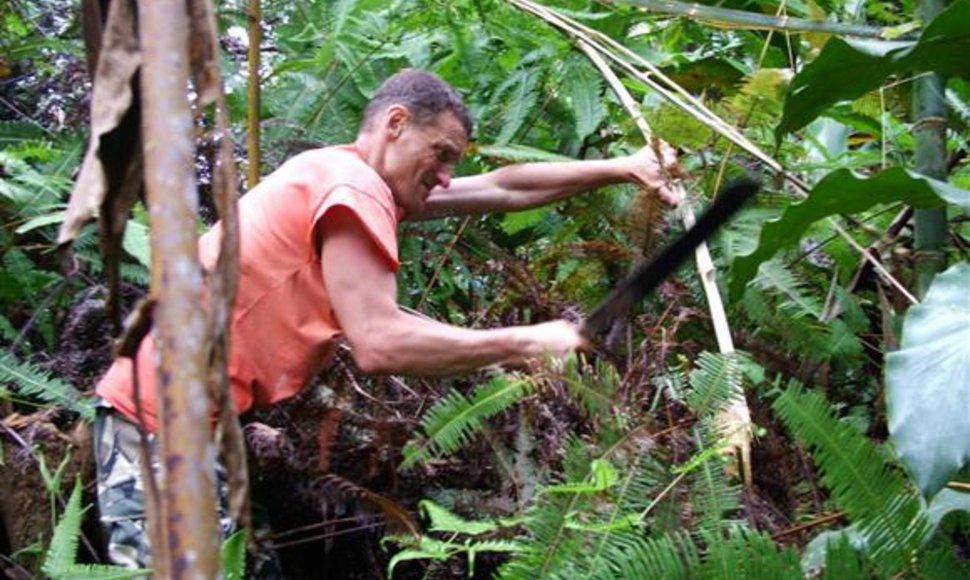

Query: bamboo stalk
left=912, top=0, right=948, bottom=298
left=246, top=0, right=262, bottom=187
left=608, top=0, right=908, bottom=39
left=137, top=0, right=220, bottom=575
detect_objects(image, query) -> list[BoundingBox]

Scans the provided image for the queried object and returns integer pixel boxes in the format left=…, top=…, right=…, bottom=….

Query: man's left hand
left=625, top=142, right=685, bottom=207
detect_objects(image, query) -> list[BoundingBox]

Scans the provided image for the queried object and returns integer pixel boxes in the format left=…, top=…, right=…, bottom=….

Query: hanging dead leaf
left=58, top=0, right=143, bottom=328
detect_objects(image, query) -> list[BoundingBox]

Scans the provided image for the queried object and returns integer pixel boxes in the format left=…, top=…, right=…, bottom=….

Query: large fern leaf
left=561, top=57, right=606, bottom=141
left=751, top=258, right=823, bottom=320
left=43, top=479, right=149, bottom=579
left=697, top=527, right=801, bottom=579
left=685, top=352, right=745, bottom=419
left=401, top=373, right=535, bottom=468
left=599, top=531, right=696, bottom=580
left=0, top=349, right=95, bottom=420
left=491, top=67, right=542, bottom=145
left=690, top=443, right=743, bottom=533
left=773, top=384, right=930, bottom=575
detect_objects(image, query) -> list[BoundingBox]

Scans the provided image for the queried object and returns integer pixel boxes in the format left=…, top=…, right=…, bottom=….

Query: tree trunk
left=137, top=0, right=220, bottom=576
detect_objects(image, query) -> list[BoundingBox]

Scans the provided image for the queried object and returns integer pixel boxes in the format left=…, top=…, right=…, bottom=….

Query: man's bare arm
left=413, top=145, right=681, bottom=220
left=320, top=207, right=583, bottom=376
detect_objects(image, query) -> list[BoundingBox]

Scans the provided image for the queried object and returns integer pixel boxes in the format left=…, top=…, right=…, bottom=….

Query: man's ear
left=385, top=105, right=410, bottom=140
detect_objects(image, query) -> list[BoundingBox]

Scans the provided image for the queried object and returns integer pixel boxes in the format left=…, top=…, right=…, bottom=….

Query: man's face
left=383, top=109, right=467, bottom=215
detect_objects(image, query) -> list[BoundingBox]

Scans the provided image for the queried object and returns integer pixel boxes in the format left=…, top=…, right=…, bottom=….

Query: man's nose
left=435, top=166, right=452, bottom=190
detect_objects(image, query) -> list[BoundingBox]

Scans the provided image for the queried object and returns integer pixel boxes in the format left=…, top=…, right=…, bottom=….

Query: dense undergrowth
left=2, top=0, right=970, bottom=578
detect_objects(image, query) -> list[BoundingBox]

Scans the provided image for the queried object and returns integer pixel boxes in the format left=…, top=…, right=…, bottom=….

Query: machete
left=581, top=178, right=759, bottom=338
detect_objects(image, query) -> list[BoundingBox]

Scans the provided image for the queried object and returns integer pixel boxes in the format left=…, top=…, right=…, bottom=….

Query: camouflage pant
left=93, top=403, right=233, bottom=569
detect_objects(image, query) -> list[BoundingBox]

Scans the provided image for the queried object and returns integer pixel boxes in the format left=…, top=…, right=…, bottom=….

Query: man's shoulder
left=288, top=144, right=365, bottom=170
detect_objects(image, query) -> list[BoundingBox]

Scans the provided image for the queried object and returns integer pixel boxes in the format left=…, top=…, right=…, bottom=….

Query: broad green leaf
left=15, top=209, right=66, bottom=234
left=778, top=38, right=909, bottom=136
left=500, top=207, right=549, bottom=236
left=729, top=168, right=970, bottom=301
left=221, top=529, right=248, bottom=580
left=887, top=262, right=970, bottom=496
left=778, top=0, right=970, bottom=135
left=926, top=488, right=970, bottom=530
left=475, top=144, right=573, bottom=163
left=800, top=526, right=867, bottom=576
left=122, top=220, right=151, bottom=268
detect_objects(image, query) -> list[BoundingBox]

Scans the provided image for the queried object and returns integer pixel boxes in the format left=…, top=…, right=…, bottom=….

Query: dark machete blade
left=581, top=178, right=759, bottom=338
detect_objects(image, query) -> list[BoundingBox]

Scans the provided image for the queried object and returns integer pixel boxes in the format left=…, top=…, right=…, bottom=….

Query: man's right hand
left=519, top=319, right=589, bottom=360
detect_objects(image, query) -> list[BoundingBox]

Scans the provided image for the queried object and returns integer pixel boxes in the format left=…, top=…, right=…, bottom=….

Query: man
left=93, top=68, right=679, bottom=567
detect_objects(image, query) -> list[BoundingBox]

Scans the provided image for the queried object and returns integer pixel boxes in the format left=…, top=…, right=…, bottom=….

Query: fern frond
left=543, top=458, right=618, bottom=494
left=774, top=384, right=930, bottom=575
left=0, top=120, right=46, bottom=145
left=475, top=144, right=573, bottom=163
left=753, top=258, right=823, bottom=320
left=387, top=533, right=523, bottom=578
left=43, top=478, right=85, bottom=575
left=41, top=478, right=150, bottom=578
left=220, top=529, right=248, bottom=580
left=0, top=349, right=95, bottom=420
left=560, top=357, right=616, bottom=417
left=599, top=531, right=696, bottom=580
left=401, top=373, right=535, bottom=468
left=690, top=440, right=743, bottom=533
left=561, top=56, right=606, bottom=140
left=491, top=67, right=542, bottom=144
left=821, top=534, right=870, bottom=580
left=697, top=527, right=801, bottom=579
left=915, top=540, right=970, bottom=578
left=419, top=500, right=500, bottom=536
left=685, top=352, right=744, bottom=419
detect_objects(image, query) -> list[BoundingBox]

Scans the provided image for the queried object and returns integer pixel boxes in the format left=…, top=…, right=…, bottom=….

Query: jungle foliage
left=2, top=0, right=970, bottom=577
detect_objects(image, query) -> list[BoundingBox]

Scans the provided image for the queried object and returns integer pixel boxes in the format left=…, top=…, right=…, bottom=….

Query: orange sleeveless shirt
left=96, top=145, right=400, bottom=431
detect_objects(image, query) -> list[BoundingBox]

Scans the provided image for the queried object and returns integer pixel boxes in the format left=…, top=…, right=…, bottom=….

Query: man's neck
left=353, top=131, right=386, bottom=175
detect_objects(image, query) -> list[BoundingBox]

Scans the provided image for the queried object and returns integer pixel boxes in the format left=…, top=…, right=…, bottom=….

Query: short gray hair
left=360, top=69, right=473, bottom=137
